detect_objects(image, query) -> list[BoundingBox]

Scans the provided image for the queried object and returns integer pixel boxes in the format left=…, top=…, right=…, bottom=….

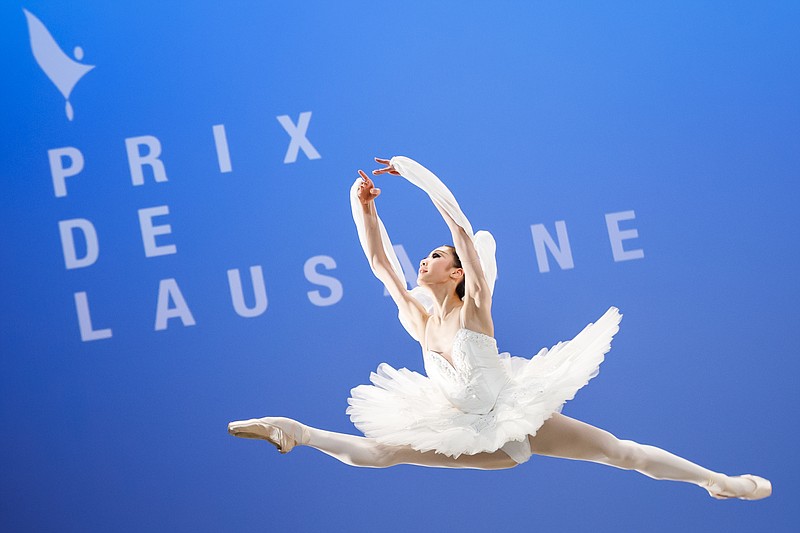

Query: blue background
left=1, top=1, right=798, bottom=531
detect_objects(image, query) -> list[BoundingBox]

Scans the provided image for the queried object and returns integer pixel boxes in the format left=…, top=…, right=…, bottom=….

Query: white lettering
left=58, top=218, right=99, bottom=269
left=212, top=124, right=232, bottom=173
left=605, top=210, right=644, bottom=262
left=138, top=205, right=177, bottom=258
left=304, top=255, right=343, bottom=307
left=227, top=265, right=268, bottom=317
left=155, top=278, right=195, bottom=330
left=125, top=135, right=168, bottom=186
left=276, top=111, right=321, bottom=163
left=531, top=221, right=574, bottom=273
left=48, top=146, right=84, bottom=198
left=74, top=291, right=112, bottom=341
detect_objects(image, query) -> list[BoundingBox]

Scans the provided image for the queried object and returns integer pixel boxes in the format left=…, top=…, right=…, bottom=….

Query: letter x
left=277, top=111, right=321, bottom=163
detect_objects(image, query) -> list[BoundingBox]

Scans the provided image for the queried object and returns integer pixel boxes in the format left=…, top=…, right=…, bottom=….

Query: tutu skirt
left=347, top=307, right=622, bottom=463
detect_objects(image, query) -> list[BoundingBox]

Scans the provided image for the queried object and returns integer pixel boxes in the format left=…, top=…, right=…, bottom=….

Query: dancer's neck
left=425, top=284, right=463, bottom=319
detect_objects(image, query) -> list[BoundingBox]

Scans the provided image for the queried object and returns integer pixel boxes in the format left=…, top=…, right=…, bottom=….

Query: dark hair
left=444, top=245, right=465, bottom=300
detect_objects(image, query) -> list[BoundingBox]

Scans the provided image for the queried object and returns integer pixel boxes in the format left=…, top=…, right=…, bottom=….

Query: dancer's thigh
left=528, top=413, right=619, bottom=461
left=394, top=447, right=518, bottom=470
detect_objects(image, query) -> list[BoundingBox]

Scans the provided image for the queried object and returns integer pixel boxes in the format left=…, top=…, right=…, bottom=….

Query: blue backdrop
left=2, top=2, right=798, bottom=531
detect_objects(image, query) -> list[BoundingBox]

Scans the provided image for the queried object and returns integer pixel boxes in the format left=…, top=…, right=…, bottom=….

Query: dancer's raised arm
left=433, top=199, right=492, bottom=310
left=356, top=170, right=428, bottom=340
left=373, top=158, right=492, bottom=314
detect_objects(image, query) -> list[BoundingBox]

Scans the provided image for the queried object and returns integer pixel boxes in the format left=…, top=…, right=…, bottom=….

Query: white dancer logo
left=24, top=8, right=95, bottom=121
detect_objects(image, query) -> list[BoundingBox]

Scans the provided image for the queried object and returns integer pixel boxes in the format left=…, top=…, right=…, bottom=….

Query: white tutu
left=347, top=307, right=621, bottom=463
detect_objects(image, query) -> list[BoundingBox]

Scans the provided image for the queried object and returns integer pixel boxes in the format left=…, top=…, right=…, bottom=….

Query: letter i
left=213, top=124, right=232, bottom=173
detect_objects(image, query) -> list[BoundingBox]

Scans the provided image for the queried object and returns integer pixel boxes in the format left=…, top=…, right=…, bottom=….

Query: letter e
left=605, top=210, right=644, bottom=262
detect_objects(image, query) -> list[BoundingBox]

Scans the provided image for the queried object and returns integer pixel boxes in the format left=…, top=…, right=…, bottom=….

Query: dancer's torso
left=423, top=328, right=509, bottom=415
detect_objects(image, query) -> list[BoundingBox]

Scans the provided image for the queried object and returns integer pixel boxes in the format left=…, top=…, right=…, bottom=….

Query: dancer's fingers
left=372, top=158, right=395, bottom=176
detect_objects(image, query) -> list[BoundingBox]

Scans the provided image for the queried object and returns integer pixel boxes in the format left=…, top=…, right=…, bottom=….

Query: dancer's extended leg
left=228, top=417, right=516, bottom=470
left=529, top=413, right=769, bottom=499
left=308, top=426, right=517, bottom=470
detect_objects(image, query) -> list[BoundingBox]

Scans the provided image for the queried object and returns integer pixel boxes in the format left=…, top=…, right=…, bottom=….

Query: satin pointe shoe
left=739, top=475, right=772, bottom=500
left=705, top=475, right=772, bottom=500
left=227, top=417, right=309, bottom=454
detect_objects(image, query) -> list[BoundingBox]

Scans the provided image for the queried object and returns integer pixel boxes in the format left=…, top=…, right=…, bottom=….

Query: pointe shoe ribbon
left=227, top=417, right=308, bottom=454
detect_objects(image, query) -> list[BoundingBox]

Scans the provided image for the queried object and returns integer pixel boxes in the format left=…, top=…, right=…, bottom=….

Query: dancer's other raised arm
left=434, top=201, right=492, bottom=310
left=356, top=169, right=429, bottom=340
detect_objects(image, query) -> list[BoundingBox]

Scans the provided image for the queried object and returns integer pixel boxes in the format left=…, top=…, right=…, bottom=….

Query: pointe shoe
left=739, top=475, right=772, bottom=500
left=705, top=475, right=772, bottom=500
left=227, top=417, right=309, bottom=454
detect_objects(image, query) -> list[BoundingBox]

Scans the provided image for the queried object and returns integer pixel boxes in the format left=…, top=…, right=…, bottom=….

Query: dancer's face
left=418, top=247, right=463, bottom=286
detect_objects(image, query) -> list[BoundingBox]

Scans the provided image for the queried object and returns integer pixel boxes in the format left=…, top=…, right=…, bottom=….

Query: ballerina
left=228, top=156, right=771, bottom=500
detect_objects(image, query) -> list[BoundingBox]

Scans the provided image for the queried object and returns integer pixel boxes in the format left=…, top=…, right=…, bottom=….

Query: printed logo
left=24, top=8, right=95, bottom=121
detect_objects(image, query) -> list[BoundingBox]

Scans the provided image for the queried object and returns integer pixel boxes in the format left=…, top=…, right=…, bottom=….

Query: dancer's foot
left=705, top=475, right=772, bottom=500
left=228, top=417, right=310, bottom=454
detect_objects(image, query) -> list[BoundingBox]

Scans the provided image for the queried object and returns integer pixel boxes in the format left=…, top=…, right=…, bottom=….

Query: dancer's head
left=418, top=245, right=465, bottom=299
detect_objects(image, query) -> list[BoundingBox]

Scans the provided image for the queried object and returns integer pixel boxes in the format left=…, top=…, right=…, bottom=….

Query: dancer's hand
left=357, top=170, right=381, bottom=205
left=372, top=157, right=400, bottom=176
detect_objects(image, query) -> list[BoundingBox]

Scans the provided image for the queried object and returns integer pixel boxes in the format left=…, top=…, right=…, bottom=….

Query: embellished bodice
left=423, top=329, right=510, bottom=415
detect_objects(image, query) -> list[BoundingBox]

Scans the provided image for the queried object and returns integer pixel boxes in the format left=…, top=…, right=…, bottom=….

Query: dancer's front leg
left=228, top=417, right=517, bottom=470
left=528, top=413, right=770, bottom=499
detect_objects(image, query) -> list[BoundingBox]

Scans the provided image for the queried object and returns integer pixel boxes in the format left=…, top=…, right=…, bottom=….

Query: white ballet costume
left=347, top=156, right=621, bottom=464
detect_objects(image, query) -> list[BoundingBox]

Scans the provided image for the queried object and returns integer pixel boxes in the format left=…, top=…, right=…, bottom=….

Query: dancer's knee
left=606, top=439, right=647, bottom=471
left=348, top=442, right=400, bottom=468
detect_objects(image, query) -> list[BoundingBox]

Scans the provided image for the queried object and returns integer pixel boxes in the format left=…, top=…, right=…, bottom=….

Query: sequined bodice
left=423, top=329, right=509, bottom=415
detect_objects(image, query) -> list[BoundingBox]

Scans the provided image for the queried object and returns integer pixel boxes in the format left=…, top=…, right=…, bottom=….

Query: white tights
left=301, top=414, right=753, bottom=494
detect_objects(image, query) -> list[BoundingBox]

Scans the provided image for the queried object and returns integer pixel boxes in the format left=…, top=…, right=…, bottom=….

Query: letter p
left=48, top=146, right=84, bottom=198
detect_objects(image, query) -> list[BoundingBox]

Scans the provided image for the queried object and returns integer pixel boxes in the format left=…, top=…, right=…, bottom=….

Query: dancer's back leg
left=311, top=427, right=517, bottom=470
left=229, top=417, right=517, bottom=470
left=529, top=413, right=762, bottom=497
